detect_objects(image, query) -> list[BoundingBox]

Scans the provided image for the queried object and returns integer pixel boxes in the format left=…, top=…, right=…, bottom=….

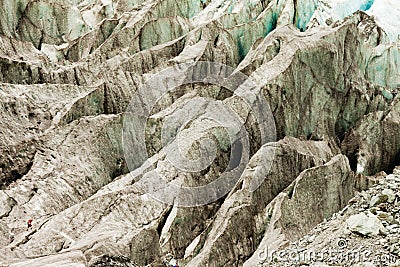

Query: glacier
left=0, top=0, right=399, bottom=266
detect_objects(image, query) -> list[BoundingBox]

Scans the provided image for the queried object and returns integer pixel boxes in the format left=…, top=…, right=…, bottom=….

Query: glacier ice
left=367, top=0, right=400, bottom=42
left=311, top=0, right=400, bottom=42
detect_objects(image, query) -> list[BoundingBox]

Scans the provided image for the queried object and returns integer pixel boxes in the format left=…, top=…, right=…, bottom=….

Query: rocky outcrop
left=346, top=212, right=385, bottom=236
left=269, top=166, right=400, bottom=266
left=244, top=154, right=354, bottom=266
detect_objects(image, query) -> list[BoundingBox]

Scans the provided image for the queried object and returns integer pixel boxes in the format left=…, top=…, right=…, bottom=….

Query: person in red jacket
left=27, top=219, right=33, bottom=229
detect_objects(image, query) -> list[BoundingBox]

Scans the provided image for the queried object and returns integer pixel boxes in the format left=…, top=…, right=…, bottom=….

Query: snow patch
left=367, top=0, right=400, bottom=42
left=184, top=235, right=201, bottom=258
left=309, top=0, right=400, bottom=42
left=356, top=157, right=367, bottom=174
left=313, top=0, right=376, bottom=24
